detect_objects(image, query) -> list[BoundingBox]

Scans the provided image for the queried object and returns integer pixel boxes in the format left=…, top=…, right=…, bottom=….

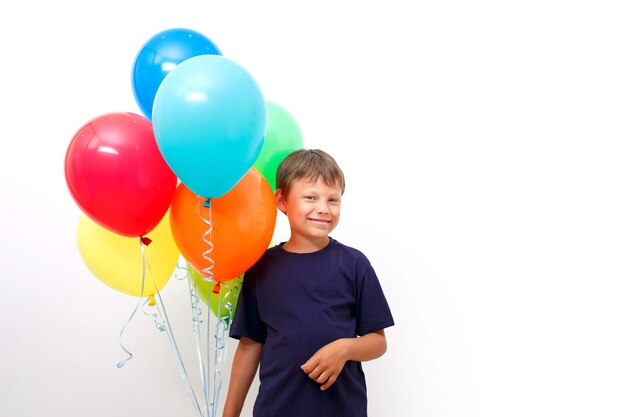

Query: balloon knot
left=212, top=282, right=221, bottom=294
left=148, top=295, right=156, bottom=306
left=203, top=198, right=211, bottom=208
left=141, top=236, right=152, bottom=246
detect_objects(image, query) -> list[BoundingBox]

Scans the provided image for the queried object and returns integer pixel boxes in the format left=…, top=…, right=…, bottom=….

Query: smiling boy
left=223, top=149, right=394, bottom=417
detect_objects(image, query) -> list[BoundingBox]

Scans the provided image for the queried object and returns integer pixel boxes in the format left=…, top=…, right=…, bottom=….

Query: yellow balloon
left=77, top=212, right=179, bottom=297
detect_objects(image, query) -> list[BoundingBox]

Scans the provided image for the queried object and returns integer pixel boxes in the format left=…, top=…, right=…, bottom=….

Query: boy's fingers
left=300, top=360, right=312, bottom=373
left=307, top=365, right=324, bottom=380
left=320, top=375, right=337, bottom=391
left=301, top=361, right=312, bottom=373
left=315, top=370, right=329, bottom=384
left=301, top=356, right=320, bottom=374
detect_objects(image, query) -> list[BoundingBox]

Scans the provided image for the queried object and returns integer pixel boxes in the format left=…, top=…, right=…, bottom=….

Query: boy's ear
left=275, top=189, right=287, bottom=214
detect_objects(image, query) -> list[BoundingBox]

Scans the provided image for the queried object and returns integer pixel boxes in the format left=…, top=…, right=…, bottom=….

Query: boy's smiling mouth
left=308, top=218, right=331, bottom=224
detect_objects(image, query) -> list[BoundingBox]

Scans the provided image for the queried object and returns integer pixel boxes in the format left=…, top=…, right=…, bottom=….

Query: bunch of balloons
left=64, top=26, right=305, bottom=417
left=64, top=27, right=304, bottom=303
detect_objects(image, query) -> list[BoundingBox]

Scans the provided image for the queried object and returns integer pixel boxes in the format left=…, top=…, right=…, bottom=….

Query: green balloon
left=187, top=264, right=243, bottom=324
left=253, top=101, right=304, bottom=191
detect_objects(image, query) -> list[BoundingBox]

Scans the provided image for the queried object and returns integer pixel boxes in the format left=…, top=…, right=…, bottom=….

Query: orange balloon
left=170, top=168, right=277, bottom=286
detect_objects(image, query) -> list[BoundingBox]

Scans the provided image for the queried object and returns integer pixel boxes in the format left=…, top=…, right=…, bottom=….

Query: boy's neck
left=282, top=236, right=330, bottom=253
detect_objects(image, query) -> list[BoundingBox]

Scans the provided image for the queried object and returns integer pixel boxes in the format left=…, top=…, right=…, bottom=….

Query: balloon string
left=188, top=267, right=211, bottom=417
left=210, top=282, right=235, bottom=416
left=174, top=255, right=190, bottom=281
left=152, top=273, right=204, bottom=417
left=138, top=252, right=165, bottom=332
left=195, top=198, right=238, bottom=415
left=116, top=237, right=149, bottom=368
left=142, top=297, right=166, bottom=332
left=114, top=240, right=205, bottom=416
left=198, top=198, right=216, bottom=284
left=198, top=198, right=215, bottom=415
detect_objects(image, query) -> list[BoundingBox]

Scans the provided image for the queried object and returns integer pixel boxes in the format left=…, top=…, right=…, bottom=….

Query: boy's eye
left=304, top=196, right=316, bottom=200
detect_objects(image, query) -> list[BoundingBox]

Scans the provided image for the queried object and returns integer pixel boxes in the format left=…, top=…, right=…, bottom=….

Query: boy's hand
left=300, top=339, right=349, bottom=391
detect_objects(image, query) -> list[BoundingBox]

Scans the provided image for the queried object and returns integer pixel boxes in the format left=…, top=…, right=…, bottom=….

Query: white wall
left=1, top=1, right=625, bottom=416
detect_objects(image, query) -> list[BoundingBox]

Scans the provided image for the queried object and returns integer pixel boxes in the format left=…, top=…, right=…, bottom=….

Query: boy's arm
left=300, top=330, right=387, bottom=391
left=222, top=337, right=263, bottom=417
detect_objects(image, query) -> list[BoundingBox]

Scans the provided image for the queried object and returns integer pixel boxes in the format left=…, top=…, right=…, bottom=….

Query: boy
left=223, top=149, right=394, bottom=417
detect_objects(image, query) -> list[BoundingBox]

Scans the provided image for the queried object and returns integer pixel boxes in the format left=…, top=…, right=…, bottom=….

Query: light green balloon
left=187, top=264, right=243, bottom=324
left=253, top=101, right=304, bottom=191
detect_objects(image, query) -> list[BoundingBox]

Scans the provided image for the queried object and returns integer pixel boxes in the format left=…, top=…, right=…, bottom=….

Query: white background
left=1, top=1, right=625, bottom=416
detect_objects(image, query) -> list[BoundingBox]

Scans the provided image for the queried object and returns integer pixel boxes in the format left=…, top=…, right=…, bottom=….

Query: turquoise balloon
left=152, top=55, right=266, bottom=199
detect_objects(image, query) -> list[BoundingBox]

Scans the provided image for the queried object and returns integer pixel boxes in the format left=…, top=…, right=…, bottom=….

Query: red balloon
left=65, top=112, right=177, bottom=237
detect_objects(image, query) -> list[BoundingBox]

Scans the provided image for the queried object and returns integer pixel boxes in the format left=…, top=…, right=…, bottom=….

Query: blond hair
left=276, top=149, right=345, bottom=197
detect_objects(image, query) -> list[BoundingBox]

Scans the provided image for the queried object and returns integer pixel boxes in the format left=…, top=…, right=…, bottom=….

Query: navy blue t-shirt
left=230, top=237, right=394, bottom=417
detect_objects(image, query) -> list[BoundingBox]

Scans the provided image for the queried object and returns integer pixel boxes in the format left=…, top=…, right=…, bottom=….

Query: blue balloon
left=131, top=28, right=222, bottom=119
left=152, top=55, right=267, bottom=199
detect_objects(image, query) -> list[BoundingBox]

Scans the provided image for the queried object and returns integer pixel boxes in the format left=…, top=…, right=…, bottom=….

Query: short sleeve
left=229, top=272, right=267, bottom=343
left=355, top=260, right=395, bottom=336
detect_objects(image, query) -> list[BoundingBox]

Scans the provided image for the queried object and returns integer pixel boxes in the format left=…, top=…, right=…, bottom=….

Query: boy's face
left=276, top=177, right=342, bottom=243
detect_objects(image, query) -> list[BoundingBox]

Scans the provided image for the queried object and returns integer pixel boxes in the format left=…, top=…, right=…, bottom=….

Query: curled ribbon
left=197, top=197, right=215, bottom=416
left=195, top=197, right=235, bottom=415
left=116, top=237, right=204, bottom=417
left=115, top=237, right=149, bottom=368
